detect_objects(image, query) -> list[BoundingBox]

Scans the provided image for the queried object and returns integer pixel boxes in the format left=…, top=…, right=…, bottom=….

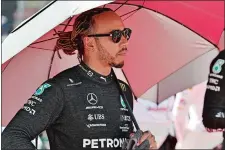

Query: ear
left=83, top=37, right=94, bottom=50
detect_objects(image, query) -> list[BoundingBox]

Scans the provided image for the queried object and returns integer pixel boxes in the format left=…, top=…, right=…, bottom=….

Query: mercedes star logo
left=87, top=93, right=98, bottom=105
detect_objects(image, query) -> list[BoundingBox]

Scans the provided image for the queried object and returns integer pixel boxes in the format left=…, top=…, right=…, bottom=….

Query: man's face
left=92, top=11, right=129, bottom=68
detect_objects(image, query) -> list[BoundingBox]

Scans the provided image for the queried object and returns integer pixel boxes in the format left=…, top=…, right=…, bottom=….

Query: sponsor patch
left=119, top=83, right=126, bottom=91
left=120, top=115, right=131, bottom=122
left=212, top=59, right=224, bottom=74
left=120, top=96, right=126, bottom=109
left=86, top=124, right=106, bottom=128
left=83, top=138, right=127, bottom=148
left=87, top=114, right=105, bottom=121
left=34, top=83, right=51, bottom=96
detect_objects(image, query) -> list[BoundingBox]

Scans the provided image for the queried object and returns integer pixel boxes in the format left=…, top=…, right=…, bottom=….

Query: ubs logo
left=87, top=114, right=105, bottom=121
left=120, top=115, right=131, bottom=122
left=87, top=93, right=98, bottom=105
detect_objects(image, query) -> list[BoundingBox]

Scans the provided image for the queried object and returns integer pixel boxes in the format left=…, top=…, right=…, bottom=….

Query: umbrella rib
left=55, top=16, right=74, bottom=59
left=47, top=16, right=75, bottom=79
left=62, top=17, right=73, bottom=32
left=28, top=46, right=54, bottom=51
left=30, top=37, right=59, bottom=45
left=113, top=0, right=129, bottom=12
left=48, top=51, right=56, bottom=79
left=112, top=2, right=218, bottom=47
left=54, top=17, right=74, bottom=36
left=59, top=24, right=73, bottom=26
left=122, top=7, right=141, bottom=21
left=2, top=56, right=16, bottom=73
left=53, top=29, right=59, bottom=36
left=120, top=7, right=140, bottom=18
left=157, top=83, right=159, bottom=105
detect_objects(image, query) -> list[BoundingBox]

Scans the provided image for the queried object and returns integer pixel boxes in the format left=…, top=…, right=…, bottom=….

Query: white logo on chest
left=87, top=93, right=98, bottom=105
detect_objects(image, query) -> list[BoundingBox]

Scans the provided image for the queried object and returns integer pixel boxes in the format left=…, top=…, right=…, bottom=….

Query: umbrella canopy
left=112, top=1, right=224, bottom=45
left=2, top=1, right=224, bottom=126
left=104, top=1, right=224, bottom=103
left=218, top=30, right=224, bottom=50
left=2, top=0, right=112, bottom=63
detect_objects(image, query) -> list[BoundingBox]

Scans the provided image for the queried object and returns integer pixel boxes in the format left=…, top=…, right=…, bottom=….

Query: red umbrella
left=111, top=1, right=224, bottom=45
left=2, top=1, right=224, bottom=127
left=105, top=1, right=224, bottom=103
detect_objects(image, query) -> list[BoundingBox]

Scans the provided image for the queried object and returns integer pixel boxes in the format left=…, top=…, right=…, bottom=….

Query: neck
left=83, top=57, right=111, bottom=76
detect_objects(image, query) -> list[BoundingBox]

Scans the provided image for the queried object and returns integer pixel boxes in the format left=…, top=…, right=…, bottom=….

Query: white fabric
left=173, top=83, right=223, bottom=149
left=141, top=50, right=219, bottom=103
left=175, top=131, right=223, bottom=149
left=133, top=97, right=175, bottom=147
left=135, top=85, right=224, bottom=149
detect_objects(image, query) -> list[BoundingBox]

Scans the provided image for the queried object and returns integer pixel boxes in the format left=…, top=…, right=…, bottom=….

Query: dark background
left=2, top=0, right=49, bottom=42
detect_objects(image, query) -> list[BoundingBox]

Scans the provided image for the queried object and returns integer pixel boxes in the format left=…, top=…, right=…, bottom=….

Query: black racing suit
left=202, top=50, right=225, bottom=149
left=2, top=61, right=134, bottom=150
left=202, top=50, right=225, bottom=128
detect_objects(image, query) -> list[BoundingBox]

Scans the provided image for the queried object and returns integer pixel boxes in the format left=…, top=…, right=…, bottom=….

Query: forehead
left=93, top=11, right=125, bottom=33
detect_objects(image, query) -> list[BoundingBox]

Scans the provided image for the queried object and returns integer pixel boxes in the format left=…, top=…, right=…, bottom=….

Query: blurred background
left=2, top=0, right=49, bottom=42
left=2, top=1, right=50, bottom=148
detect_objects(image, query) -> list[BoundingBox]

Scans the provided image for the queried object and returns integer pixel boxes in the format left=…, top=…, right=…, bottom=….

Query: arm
left=1, top=79, right=64, bottom=149
left=202, top=50, right=225, bottom=130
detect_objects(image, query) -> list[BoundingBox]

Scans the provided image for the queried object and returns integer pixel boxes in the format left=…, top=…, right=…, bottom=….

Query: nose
left=120, top=35, right=129, bottom=46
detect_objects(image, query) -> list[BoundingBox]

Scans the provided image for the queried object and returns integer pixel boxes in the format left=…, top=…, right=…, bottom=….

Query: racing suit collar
left=78, top=61, right=113, bottom=84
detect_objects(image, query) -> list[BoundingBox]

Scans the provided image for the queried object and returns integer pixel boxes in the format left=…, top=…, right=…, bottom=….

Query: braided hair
left=55, top=7, right=113, bottom=62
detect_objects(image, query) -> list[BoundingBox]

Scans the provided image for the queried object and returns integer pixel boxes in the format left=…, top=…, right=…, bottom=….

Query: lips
left=118, top=48, right=127, bottom=56
left=118, top=51, right=127, bottom=56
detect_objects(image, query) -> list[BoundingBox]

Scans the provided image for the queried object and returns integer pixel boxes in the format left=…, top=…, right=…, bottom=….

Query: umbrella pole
left=112, top=69, right=140, bottom=131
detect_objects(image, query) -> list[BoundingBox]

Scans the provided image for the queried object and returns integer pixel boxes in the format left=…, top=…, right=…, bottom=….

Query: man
left=2, top=7, right=157, bottom=150
left=202, top=49, right=225, bottom=149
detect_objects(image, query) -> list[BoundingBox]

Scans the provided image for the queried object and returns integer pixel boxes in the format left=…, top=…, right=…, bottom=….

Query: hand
left=137, top=131, right=157, bottom=149
left=213, top=143, right=223, bottom=150
left=122, top=130, right=157, bottom=150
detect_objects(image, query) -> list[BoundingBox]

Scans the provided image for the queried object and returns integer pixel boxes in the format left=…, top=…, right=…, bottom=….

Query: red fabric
left=114, top=1, right=224, bottom=45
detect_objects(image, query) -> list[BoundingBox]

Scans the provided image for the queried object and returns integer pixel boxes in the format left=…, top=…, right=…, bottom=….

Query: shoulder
left=210, top=50, right=225, bottom=73
left=53, top=65, right=80, bottom=79
left=50, top=65, right=82, bottom=86
left=219, top=49, right=225, bottom=56
left=35, top=65, right=82, bottom=94
left=211, top=50, right=225, bottom=64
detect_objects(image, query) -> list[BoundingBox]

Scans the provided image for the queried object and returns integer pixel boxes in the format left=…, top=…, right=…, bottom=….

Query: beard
left=96, top=39, right=124, bottom=68
left=111, top=61, right=124, bottom=68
